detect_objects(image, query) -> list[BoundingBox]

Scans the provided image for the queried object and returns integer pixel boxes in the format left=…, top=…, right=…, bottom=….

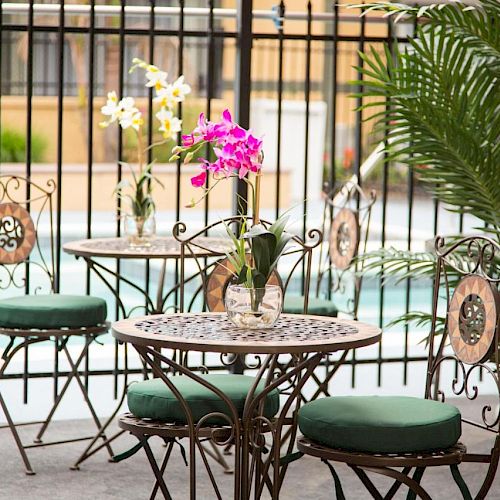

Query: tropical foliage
left=350, top=0, right=500, bottom=337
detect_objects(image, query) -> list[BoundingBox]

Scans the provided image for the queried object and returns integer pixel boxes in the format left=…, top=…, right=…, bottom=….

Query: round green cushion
left=284, top=296, right=338, bottom=317
left=0, top=294, right=107, bottom=329
left=128, top=374, right=280, bottom=425
left=298, top=396, right=461, bottom=453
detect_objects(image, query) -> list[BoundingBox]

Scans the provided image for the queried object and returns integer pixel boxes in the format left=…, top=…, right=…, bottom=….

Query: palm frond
left=386, top=311, right=446, bottom=346
left=351, top=0, right=500, bottom=237
left=356, top=248, right=436, bottom=283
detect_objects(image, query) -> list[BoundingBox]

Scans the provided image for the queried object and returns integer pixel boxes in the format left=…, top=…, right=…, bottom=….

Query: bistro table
left=112, top=312, right=381, bottom=499
left=63, top=236, right=231, bottom=316
left=63, top=235, right=231, bottom=470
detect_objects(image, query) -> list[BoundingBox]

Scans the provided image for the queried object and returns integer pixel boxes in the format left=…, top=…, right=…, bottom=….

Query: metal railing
left=0, top=0, right=465, bottom=396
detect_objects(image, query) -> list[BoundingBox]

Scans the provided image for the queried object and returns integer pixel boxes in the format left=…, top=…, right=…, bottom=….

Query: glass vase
left=225, top=284, right=283, bottom=329
left=124, top=214, right=156, bottom=248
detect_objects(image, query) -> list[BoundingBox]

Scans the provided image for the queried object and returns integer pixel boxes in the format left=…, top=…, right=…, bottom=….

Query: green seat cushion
left=298, top=396, right=461, bottom=453
left=284, top=295, right=338, bottom=317
left=128, top=374, right=280, bottom=425
left=0, top=294, right=107, bottom=329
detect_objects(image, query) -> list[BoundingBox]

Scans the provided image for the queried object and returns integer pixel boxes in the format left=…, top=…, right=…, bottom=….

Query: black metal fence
left=0, top=1, right=470, bottom=395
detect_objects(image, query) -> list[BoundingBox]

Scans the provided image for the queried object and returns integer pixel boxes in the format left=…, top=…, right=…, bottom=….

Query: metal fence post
left=232, top=0, right=253, bottom=375
left=233, top=0, right=253, bottom=216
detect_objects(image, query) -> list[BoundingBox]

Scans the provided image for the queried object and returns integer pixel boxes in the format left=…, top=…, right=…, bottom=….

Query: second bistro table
left=63, top=236, right=231, bottom=317
left=63, top=236, right=231, bottom=470
left=112, top=312, right=381, bottom=499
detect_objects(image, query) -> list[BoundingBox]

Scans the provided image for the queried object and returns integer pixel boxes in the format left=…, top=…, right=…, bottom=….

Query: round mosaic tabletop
left=63, top=236, right=231, bottom=259
left=112, top=312, right=381, bottom=354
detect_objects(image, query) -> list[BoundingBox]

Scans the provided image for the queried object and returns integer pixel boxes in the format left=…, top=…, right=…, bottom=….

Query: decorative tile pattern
left=0, top=203, right=36, bottom=264
left=329, top=208, right=359, bottom=270
left=448, top=275, right=499, bottom=364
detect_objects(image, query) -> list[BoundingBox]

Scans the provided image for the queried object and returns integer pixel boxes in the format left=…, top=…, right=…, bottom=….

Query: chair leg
left=35, top=337, right=94, bottom=443
left=384, top=467, right=412, bottom=499
left=0, top=390, right=35, bottom=475
left=150, top=441, right=175, bottom=500
left=321, top=459, right=346, bottom=500
left=450, top=465, right=473, bottom=500
left=406, top=467, right=425, bottom=500
left=349, top=465, right=383, bottom=500
left=60, top=342, right=114, bottom=458
left=473, top=438, right=500, bottom=500
left=143, top=440, right=173, bottom=500
left=361, top=466, right=432, bottom=500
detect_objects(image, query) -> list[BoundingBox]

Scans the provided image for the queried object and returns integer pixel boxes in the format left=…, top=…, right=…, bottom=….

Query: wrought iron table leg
left=241, top=353, right=323, bottom=500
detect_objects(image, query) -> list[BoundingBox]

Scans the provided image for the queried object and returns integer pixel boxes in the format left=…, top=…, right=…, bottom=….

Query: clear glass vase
left=225, top=284, right=283, bottom=329
left=123, top=214, right=156, bottom=247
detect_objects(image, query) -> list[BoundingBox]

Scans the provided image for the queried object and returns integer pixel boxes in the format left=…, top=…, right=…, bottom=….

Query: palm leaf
left=351, top=0, right=500, bottom=236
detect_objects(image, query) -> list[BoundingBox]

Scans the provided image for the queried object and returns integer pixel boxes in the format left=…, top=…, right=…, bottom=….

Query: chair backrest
left=316, top=182, right=376, bottom=318
left=0, top=175, right=56, bottom=293
left=172, top=216, right=322, bottom=314
left=426, top=236, right=500, bottom=431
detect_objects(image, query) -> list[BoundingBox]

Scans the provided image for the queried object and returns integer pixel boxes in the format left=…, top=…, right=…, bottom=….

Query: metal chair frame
left=0, top=176, right=109, bottom=474
left=315, top=182, right=376, bottom=319
left=303, top=183, right=376, bottom=402
left=298, top=235, right=500, bottom=499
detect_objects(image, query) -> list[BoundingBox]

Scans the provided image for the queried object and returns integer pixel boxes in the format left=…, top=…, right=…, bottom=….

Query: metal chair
left=297, top=235, right=500, bottom=499
left=0, top=176, right=110, bottom=474
left=283, top=182, right=376, bottom=320
left=114, top=216, right=322, bottom=498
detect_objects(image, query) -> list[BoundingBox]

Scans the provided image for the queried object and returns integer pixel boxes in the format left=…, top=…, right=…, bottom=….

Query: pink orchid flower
left=190, top=170, right=207, bottom=187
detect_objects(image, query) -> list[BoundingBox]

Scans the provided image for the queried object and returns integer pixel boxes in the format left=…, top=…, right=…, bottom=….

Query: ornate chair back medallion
left=328, top=207, right=359, bottom=271
left=0, top=203, right=37, bottom=264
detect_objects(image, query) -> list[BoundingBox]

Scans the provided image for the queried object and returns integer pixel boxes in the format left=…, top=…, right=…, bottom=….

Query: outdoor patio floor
left=2, top=398, right=500, bottom=499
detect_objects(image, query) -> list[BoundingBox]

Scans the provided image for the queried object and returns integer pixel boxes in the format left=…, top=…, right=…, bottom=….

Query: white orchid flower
left=166, top=76, right=191, bottom=103
left=119, top=96, right=138, bottom=113
left=145, top=69, right=168, bottom=92
left=153, top=87, right=175, bottom=110
left=156, top=108, right=182, bottom=139
left=120, top=110, right=144, bottom=131
left=100, top=91, right=121, bottom=125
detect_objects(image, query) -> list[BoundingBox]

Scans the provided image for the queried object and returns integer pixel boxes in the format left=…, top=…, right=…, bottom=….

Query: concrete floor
left=2, top=410, right=500, bottom=500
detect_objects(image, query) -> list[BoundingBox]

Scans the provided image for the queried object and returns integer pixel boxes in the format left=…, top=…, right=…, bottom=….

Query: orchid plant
left=173, top=110, right=292, bottom=292
left=101, top=58, right=191, bottom=220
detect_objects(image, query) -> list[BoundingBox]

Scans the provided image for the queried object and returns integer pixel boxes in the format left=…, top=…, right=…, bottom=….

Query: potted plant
left=172, top=110, right=292, bottom=328
left=100, top=58, right=191, bottom=246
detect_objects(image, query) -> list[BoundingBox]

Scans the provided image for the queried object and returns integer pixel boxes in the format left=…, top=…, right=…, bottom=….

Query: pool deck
left=2, top=398, right=500, bottom=499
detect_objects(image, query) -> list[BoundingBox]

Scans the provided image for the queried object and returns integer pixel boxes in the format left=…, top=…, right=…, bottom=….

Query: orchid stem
left=253, top=172, right=261, bottom=225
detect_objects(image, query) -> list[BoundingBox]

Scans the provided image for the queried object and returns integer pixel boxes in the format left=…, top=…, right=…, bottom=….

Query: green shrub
left=0, top=126, right=47, bottom=163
